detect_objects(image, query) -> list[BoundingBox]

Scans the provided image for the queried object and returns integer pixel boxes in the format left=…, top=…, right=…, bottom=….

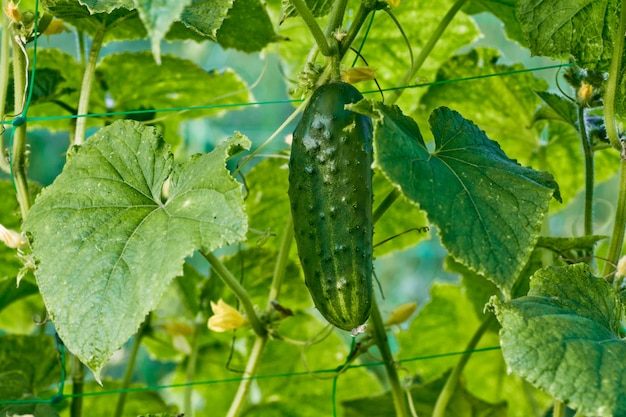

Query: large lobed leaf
left=491, top=263, right=626, bottom=416
left=517, top=0, right=620, bottom=69
left=352, top=101, right=558, bottom=293
left=24, top=120, right=249, bottom=379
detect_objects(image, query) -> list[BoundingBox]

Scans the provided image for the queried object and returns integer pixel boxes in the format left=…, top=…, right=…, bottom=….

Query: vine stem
left=74, top=25, right=105, bottom=145
left=373, top=188, right=401, bottom=224
left=289, top=0, right=333, bottom=56
left=0, top=0, right=11, bottom=174
left=70, top=355, right=85, bottom=417
left=602, top=0, right=626, bottom=277
left=577, top=105, right=594, bottom=236
left=225, top=336, right=268, bottom=417
left=386, top=0, right=469, bottom=106
left=184, top=321, right=203, bottom=417
left=324, top=0, right=348, bottom=38
left=604, top=158, right=626, bottom=277
left=552, top=400, right=566, bottom=417
left=203, top=251, right=267, bottom=337
left=432, top=314, right=494, bottom=417
left=339, top=3, right=373, bottom=59
left=369, top=297, right=411, bottom=417
left=10, top=35, right=31, bottom=218
left=113, top=319, right=147, bottom=417
left=603, top=0, right=626, bottom=152
left=225, top=218, right=294, bottom=417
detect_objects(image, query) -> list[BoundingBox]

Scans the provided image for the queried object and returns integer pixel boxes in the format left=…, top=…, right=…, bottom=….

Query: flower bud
left=208, top=299, right=247, bottom=332
left=385, top=302, right=417, bottom=326
left=0, top=224, right=27, bottom=249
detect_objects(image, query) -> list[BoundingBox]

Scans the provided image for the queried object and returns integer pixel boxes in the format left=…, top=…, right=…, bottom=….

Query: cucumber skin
left=288, top=82, right=373, bottom=331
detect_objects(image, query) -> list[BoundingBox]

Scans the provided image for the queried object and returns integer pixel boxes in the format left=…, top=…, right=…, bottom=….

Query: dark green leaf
left=532, top=91, right=578, bottom=126
left=491, top=263, right=626, bottom=416
left=281, top=0, right=333, bottom=20
left=517, top=0, right=620, bottom=68
left=536, top=235, right=607, bottom=262
left=352, top=101, right=558, bottom=293
left=215, top=0, right=277, bottom=52
left=174, top=0, right=234, bottom=39
left=0, top=334, right=62, bottom=394
left=24, top=120, right=249, bottom=378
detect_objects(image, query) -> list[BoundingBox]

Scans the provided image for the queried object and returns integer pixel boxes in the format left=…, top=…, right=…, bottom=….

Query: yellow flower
left=3, top=1, right=21, bottom=23
left=577, top=81, right=593, bottom=104
left=341, top=67, right=377, bottom=84
left=385, top=302, right=417, bottom=326
left=386, top=0, right=401, bottom=7
left=0, top=224, right=27, bottom=249
left=43, top=19, right=70, bottom=36
left=617, top=256, right=626, bottom=277
left=208, top=299, right=247, bottom=332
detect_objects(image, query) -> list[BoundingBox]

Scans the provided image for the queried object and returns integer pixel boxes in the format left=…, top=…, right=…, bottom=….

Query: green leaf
left=418, top=49, right=620, bottom=210
left=352, top=101, right=558, bottom=293
left=173, top=0, right=234, bottom=39
left=517, top=0, right=620, bottom=68
left=134, top=0, right=193, bottom=63
left=42, top=0, right=147, bottom=42
left=97, top=51, right=251, bottom=120
left=0, top=334, right=63, bottom=395
left=342, top=372, right=508, bottom=417
left=463, top=0, right=525, bottom=46
left=532, top=91, right=578, bottom=127
left=491, top=263, right=626, bottom=416
left=536, top=235, right=607, bottom=262
left=24, top=120, right=250, bottom=378
left=215, top=0, right=277, bottom=52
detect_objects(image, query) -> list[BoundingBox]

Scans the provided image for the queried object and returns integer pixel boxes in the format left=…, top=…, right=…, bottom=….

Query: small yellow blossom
left=578, top=81, right=593, bottom=104
left=385, top=302, right=417, bottom=326
left=386, top=0, right=401, bottom=6
left=341, top=67, right=377, bottom=84
left=43, top=19, right=70, bottom=36
left=3, top=1, right=21, bottom=23
left=208, top=299, right=247, bottom=332
left=0, top=224, right=27, bottom=249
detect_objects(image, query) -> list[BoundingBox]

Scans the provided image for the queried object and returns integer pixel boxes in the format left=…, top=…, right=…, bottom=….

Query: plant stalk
left=184, top=321, right=203, bottom=417
left=432, top=314, right=494, bottom=417
left=74, top=25, right=105, bottom=145
left=225, top=335, right=268, bottom=417
left=387, top=0, right=469, bottom=105
left=604, top=158, right=626, bottom=277
left=369, top=297, right=411, bottom=417
left=0, top=0, right=11, bottom=174
left=552, top=400, right=566, bottom=417
left=373, top=188, right=401, bottom=224
left=266, top=217, right=294, bottom=308
left=603, top=0, right=626, bottom=152
left=324, top=0, right=348, bottom=38
left=289, top=0, right=333, bottom=56
left=113, top=321, right=147, bottom=417
left=70, top=355, right=85, bottom=417
left=577, top=105, right=594, bottom=236
left=10, top=35, right=30, bottom=218
left=204, top=251, right=267, bottom=337
left=339, top=4, right=373, bottom=59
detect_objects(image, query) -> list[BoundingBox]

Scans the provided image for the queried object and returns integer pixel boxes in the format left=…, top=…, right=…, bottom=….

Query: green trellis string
left=0, top=341, right=501, bottom=406
left=0, top=0, right=578, bottom=413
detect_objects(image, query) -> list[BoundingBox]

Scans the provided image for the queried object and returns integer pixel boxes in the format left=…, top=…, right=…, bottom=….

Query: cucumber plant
left=1, top=1, right=626, bottom=417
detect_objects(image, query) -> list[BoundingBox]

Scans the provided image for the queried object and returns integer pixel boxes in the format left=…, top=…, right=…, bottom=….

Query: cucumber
left=288, top=82, right=373, bottom=331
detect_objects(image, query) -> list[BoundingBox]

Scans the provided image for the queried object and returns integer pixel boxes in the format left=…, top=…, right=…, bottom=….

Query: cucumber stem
left=432, top=314, right=494, bottom=417
left=183, top=321, right=203, bottom=417
left=290, top=0, right=333, bottom=56
left=74, top=25, right=105, bottom=146
left=0, top=1, right=11, bottom=174
left=10, top=35, right=31, bottom=218
left=225, top=335, right=268, bottom=417
left=369, top=297, right=411, bottom=417
left=204, top=252, right=267, bottom=337
left=70, top=355, right=85, bottom=417
left=602, top=0, right=626, bottom=152
left=577, top=105, right=594, bottom=237
left=339, top=4, right=373, bottom=59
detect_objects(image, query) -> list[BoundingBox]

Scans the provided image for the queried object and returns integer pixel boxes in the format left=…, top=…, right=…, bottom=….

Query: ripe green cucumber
left=288, top=82, right=373, bottom=331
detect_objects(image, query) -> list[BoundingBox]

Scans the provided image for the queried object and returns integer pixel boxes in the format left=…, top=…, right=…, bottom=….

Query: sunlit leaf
left=215, top=0, right=278, bottom=52
left=24, top=120, right=249, bottom=378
